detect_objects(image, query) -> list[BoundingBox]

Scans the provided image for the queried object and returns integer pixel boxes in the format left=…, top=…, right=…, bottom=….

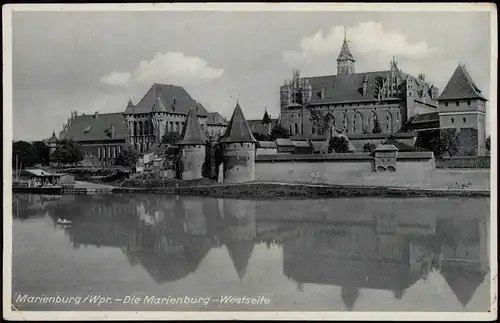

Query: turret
left=337, top=26, right=355, bottom=75
left=178, top=107, right=206, bottom=180
left=220, top=101, right=257, bottom=183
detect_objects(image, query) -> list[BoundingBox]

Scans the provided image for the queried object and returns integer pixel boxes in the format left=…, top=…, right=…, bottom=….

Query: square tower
left=437, top=64, right=487, bottom=156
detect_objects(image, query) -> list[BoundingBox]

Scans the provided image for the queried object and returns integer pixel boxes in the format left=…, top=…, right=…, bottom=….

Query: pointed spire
left=178, top=107, right=206, bottom=145
left=152, top=96, right=167, bottom=113
left=337, top=26, right=355, bottom=62
left=262, top=108, right=272, bottom=124
left=220, top=101, right=257, bottom=143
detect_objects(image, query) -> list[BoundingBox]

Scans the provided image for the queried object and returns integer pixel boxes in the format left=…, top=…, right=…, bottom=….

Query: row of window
left=450, top=117, right=468, bottom=124
left=444, top=100, right=474, bottom=107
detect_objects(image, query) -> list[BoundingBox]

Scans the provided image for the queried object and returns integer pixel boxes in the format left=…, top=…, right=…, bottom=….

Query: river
left=10, top=194, right=490, bottom=312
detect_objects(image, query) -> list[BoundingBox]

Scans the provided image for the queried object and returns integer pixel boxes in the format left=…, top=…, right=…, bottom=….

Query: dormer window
left=456, top=101, right=460, bottom=106
left=467, top=100, right=471, bottom=106
left=445, top=102, right=449, bottom=107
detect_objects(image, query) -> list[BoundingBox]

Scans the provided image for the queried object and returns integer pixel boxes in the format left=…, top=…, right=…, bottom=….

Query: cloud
left=99, top=72, right=132, bottom=86
left=100, top=52, right=224, bottom=87
left=283, top=21, right=440, bottom=65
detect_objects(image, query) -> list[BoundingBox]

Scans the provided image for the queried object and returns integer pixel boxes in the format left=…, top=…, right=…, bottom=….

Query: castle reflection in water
left=13, top=194, right=490, bottom=310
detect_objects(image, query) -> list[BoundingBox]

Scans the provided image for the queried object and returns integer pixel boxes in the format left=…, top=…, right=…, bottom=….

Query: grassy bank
left=112, top=182, right=490, bottom=199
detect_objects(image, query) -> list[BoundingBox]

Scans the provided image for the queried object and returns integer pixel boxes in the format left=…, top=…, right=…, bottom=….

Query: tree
left=486, top=135, right=491, bottom=152
left=12, top=141, right=38, bottom=169
left=252, top=132, right=271, bottom=141
left=372, top=119, right=382, bottom=134
left=436, top=129, right=461, bottom=157
left=270, top=124, right=290, bottom=140
left=50, top=139, right=84, bottom=166
left=114, top=146, right=140, bottom=168
left=309, top=109, right=330, bottom=135
left=162, top=131, right=180, bottom=145
left=363, top=142, right=377, bottom=152
left=328, top=137, right=350, bottom=153
left=32, top=141, right=50, bottom=165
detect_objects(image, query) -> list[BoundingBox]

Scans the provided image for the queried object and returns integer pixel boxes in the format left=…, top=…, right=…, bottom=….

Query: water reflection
left=12, top=194, right=490, bottom=311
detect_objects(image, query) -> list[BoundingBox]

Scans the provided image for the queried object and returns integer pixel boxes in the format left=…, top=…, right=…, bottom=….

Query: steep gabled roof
left=220, top=102, right=257, bottom=143
left=438, top=64, right=487, bottom=101
left=126, top=83, right=209, bottom=116
left=124, top=98, right=135, bottom=114
left=304, top=71, right=401, bottom=104
left=63, top=113, right=126, bottom=142
left=178, top=107, right=206, bottom=145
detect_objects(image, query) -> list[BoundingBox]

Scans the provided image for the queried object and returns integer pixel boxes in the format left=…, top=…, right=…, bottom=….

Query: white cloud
left=283, top=21, right=440, bottom=65
left=98, top=72, right=132, bottom=86
left=99, top=52, right=224, bottom=87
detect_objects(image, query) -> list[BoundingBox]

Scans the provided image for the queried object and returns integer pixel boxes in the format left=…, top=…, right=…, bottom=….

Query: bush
left=114, top=145, right=139, bottom=168
left=328, top=137, right=350, bottom=153
left=363, top=143, right=377, bottom=152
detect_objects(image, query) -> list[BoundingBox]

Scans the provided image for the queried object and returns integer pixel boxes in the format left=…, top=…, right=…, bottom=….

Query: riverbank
left=12, top=181, right=490, bottom=198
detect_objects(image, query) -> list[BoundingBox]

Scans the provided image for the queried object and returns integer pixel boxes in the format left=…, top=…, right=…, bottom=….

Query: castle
left=276, top=30, right=487, bottom=155
left=52, top=28, right=488, bottom=180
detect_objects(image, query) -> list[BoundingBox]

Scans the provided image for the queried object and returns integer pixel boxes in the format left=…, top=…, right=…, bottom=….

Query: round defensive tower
left=178, top=107, right=207, bottom=180
left=220, top=102, right=257, bottom=184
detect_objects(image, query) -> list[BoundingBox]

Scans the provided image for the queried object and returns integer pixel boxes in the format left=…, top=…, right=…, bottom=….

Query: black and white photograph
left=3, top=3, right=497, bottom=321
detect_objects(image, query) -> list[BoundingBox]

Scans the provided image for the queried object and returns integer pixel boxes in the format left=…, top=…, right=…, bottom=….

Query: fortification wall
left=254, top=152, right=488, bottom=189
left=222, top=143, right=256, bottom=184
left=180, top=145, right=206, bottom=180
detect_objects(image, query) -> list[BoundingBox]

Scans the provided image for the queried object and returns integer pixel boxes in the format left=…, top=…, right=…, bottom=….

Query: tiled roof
left=304, top=71, right=400, bottom=104
left=63, top=113, right=126, bottom=142
left=178, top=107, right=206, bottom=145
left=438, top=64, right=486, bottom=101
left=206, top=112, right=228, bottom=126
left=374, top=144, right=398, bottom=151
left=382, top=138, right=414, bottom=151
left=220, top=103, right=257, bottom=143
left=410, top=112, right=440, bottom=124
left=275, top=138, right=294, bottom=147
left=257, top=141, right=277, bottom=149
left=292, top=140, right=311, bottom=148
left=126, top=83, right=209, bottom=116
left=247, top=120, right=270, bottom=135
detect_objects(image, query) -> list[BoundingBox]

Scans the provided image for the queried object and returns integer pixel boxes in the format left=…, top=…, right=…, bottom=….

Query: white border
left=2, top=3, right=498, bottom=321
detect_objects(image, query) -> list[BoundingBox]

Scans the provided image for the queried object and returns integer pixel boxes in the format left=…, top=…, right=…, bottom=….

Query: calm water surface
left=11, top=194, right=490, bottom=311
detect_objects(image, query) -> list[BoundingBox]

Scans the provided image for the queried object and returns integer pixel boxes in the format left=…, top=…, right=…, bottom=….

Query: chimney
left=321, top=88, right=325, bottom=99
left=94, top=111, right=99, bottom=119
left=111, top=124, right=115, bottom=138
left=362, top=76, right=368, bottom=96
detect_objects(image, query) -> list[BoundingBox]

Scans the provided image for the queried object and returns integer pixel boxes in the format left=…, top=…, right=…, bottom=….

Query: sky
left=9, top=8, right=494, bottom=141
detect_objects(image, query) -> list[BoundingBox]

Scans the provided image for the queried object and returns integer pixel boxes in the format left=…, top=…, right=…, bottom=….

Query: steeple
left=337, top=26, right=355, bottom=75
left=124, top=97, right=135, bottom=114
left=262, top=108, right=271, bottom=124
left=178, top=107, right=206, bottom=145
